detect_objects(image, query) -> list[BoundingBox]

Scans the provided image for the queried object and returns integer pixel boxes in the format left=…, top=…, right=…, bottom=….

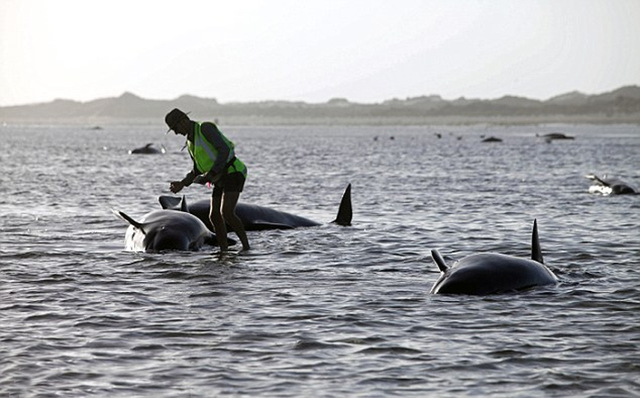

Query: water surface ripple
left=1, top=124, right=639, bottom=397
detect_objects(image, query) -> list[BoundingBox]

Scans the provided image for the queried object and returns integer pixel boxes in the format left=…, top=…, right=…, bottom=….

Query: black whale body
left=430, top=220, right=558, bottom=295
left=114, top=208, right=234, bottom=252
left=538, top=132, right=575, bottom=142
left=159, top=184, right=352, bottom=231
left=129, top=143, right=166, bottom=154
left=585, top=174, right=638, bottom=195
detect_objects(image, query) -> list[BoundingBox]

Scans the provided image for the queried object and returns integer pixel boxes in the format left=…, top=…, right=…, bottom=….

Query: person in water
left=165, top=108, right=250, bottom=251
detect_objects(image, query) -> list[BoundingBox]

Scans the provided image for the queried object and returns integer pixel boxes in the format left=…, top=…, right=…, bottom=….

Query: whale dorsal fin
left=333, top=183, right=352, bottom=226
left=113, top=210, right=146, bottom=234
left=431, top=249, right=448, bottom=273
left=179, top=195, right=188, bottom=212
left=532, top=219, right=544, bottom=264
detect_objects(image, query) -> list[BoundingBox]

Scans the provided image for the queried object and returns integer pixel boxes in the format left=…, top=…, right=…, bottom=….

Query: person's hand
left=170, top=180, right=185, bottom=193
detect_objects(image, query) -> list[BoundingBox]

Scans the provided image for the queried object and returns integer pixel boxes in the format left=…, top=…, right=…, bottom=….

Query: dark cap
left=165, top=108, right=189, bottom=131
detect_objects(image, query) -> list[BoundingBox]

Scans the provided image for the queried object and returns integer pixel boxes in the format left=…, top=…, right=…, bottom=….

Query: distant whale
left=113, top=204, right=235, bottom=252
left=585, top=174, right=638, bottom=195
left=430, top=220, right=558, bottom=295
left=129, top=143, right=166, bottom=154
left=538, top=132, right=575, bottom=143
left=158, top=184, right=353, bottom=231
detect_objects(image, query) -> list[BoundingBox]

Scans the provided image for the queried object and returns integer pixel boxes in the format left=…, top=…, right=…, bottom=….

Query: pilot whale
left=430, top=220, right=558, bottom=295
left=158, top=184, right=352, bottom=231
left=114, top=204, right=235, bottom=252
left=129, top=143, right=166, bottom=154
left=585, top=174, right=638, bottom=195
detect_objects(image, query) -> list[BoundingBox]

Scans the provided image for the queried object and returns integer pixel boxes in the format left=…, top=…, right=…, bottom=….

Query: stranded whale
left=585, top=174, right=638, bottom=195
left=537, top=132, right=575, bottom=143
left=114, top=203, right=234, bottom=252
left=129, top=143, right=166, bottom=154
left=158, top=184, right=353, bottom=231
left=430, top=220, right=558, bottom=295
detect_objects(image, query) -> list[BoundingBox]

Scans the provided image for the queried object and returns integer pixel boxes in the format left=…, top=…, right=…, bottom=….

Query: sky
left=1, top=0, right=639, bottom=107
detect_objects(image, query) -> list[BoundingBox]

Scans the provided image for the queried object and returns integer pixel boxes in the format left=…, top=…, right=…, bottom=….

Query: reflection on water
left=1, top=124, right=639, bottom=397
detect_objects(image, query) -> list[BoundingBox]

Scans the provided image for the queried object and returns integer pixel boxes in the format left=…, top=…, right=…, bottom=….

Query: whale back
left=157, top=183, right=352, bottom=231
left=430, top=253, right=557, bottom=295
left=586, top=174, right=638, bottom=195
left=430, top=220, right=558, bottom=295
left=114, top=209, right=217, bottom=252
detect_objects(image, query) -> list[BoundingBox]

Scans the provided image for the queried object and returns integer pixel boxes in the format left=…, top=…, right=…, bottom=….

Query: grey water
left=1, top=123, right=639, bottom=397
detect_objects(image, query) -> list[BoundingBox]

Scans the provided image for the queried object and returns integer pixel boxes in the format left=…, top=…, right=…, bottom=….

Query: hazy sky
left=1, top=0, right=639, bottom=106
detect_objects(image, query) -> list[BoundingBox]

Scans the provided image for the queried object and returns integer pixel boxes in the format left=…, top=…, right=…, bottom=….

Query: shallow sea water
left=1, top=123, right=639, bottom=397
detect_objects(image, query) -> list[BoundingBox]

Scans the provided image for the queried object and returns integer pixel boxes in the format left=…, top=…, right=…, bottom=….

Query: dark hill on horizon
left=2, top=86, right=640, bottom=125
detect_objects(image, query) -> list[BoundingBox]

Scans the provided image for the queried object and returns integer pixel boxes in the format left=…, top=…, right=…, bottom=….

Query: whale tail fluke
left=333, top=183, right=352, bottom=226
left=159, top=195, right=181, bottom=209
left=531, top=219, right=543, bottom=264
left=159, top=195, right=188, bottom=212
left=431, top=249, right=448, bottom=273
left=112, top=209, right=146, bottom=234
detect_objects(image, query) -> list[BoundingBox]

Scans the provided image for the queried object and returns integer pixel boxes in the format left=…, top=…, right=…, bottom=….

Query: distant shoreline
left=2, top=86, right=639, bottom=127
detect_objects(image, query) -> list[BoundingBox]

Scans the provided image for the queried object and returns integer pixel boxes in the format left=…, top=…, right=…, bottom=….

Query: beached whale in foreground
left=113, top=206, right=234, bottom=252
left=585, top=174, right=638, bottom=195
left=430, top=220, right=558, bottom=295
left=158, top=184, right=352, bottom=231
